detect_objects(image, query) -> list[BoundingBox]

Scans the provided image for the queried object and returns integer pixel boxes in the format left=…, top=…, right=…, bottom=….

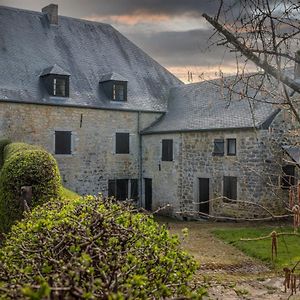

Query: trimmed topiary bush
left=0, top=143, right=61, bottom=233
left=0, top=196, right=201, bottom=299
left=0, top=138, right=11, bottom=168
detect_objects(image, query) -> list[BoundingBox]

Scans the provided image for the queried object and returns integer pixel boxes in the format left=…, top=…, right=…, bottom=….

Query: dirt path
left=158, top=218, right=299, bottom=300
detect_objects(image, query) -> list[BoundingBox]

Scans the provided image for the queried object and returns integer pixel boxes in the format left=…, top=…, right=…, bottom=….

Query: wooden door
left=144, top=178, right=152, bottom=211
left=199, top=178, right=209, bottom=214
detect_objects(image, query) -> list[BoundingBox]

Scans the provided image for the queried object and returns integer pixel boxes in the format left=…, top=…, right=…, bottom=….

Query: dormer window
left=40, top=64, right=70, bottom=98
left=113, top=83, right=125, bottom=101
left=51, top=76, right=69, bottom=97
left=99, top=73, right=128, bottom=102
left=112, top=82, right=127, bottom=101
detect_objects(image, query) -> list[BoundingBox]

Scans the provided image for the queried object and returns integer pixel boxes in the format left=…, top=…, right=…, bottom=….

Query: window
left=55, top=131, right=72, bottom=154
left=213, top=139, right=224, bottom=156
left=48, top=75, right=69, bottom=97
left=53, top=78, right=67, bottom=97
left=115, top=133, right=130, bottom=154
left=108, top=179, right=138, bottom=201
left=227, top=139, right=236, bottom=156
left=281, top=165, right=295, bottom=189
left=112, top=83, right=125, bottom=101
left=223, top=176, right=237, bottom=202
left=162, top=139, right=173, bottom=161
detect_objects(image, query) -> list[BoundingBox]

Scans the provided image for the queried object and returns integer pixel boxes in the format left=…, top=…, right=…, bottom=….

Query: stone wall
left=143, top=128, right=290, bottom=219
left=0, top=101, right=162, bottom=195
left=142, top=133, right=182, bottom=214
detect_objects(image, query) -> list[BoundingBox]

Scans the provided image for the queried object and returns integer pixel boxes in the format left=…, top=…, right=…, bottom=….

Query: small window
left=116, top=132, right=130, bottom=154
left=213, top=139, right=224, bottom=156
left=227, top=139, right=236, bottom=156
left=281, top=165, right=295, bottom=189
left=55, top=131, right=72, bottom=154
left=108, top=179, right=138, bottom=201
left=162, top=139, right=173, bottom=161
left=49, top=76, right=69, bottom=97
left=113, top=83, right=125, bottom=101
left=223, top=176, right=237, bottom=202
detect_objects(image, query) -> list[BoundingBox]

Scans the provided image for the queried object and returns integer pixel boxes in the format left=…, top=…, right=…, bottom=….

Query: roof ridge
left=0, top=5, right=111, bottom=28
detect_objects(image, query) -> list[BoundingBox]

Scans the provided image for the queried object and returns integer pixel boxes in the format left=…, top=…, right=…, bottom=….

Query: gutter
left=137, top=111, right=143, bottom=208
left=0, top=98, right=167, bottom=114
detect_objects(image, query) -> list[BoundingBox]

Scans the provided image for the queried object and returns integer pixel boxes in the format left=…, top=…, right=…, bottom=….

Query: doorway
left=144, top=178, right=152, bottom=211
left=198, top=178, right=209, bottom=214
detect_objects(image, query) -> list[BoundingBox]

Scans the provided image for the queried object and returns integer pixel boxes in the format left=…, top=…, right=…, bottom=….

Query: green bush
left=0, top=138, right=11, bottom=168
left=0, top=196, right=200, bottom=299
left=0, top=143, right=61, bottom=233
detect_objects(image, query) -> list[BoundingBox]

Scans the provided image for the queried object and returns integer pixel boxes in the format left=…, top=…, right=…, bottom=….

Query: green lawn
left=60, top=187, right=81, bottom=200
left=213, top=225, right=300, bottom=270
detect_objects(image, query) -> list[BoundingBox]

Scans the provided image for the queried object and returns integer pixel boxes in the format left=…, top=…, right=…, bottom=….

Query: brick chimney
left=294, top=50, right=300, bottom=79
left=42, top=4, right=58, bottom=25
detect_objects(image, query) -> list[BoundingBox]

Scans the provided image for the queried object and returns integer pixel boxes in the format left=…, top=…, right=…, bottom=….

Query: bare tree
left=203, top=0, right=300, bottom=123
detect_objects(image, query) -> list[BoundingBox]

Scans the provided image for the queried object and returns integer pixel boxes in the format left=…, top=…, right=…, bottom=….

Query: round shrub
left=0, top=196, right=200, bottom=299
left=0, top=138, right=11, bottom=168
left=0, top=143, right=61, bottom=233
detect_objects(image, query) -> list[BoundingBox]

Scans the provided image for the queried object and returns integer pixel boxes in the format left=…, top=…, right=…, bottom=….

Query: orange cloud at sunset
left=167, top=64, right=258, bottom=83
left=87, top=10, right=171, bottom=26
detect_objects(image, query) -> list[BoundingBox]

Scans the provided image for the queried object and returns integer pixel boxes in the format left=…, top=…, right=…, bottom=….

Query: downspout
left=137, top=111, right=143, bottom=207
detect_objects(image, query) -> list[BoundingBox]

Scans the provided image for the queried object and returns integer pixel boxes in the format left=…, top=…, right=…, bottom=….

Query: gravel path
left=158, top=218, right=299, bottom=300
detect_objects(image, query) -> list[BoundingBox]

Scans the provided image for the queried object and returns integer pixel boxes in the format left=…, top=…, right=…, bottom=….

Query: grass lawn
left=60, top=186, right=81, bottom=200
left=213, top=225, right=300, bottom=270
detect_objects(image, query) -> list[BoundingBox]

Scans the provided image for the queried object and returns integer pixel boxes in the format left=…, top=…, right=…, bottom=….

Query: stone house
left=0, top=4, right=298, bottom=218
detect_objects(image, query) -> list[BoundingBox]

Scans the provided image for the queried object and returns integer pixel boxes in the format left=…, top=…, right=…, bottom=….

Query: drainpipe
left=137, top=111, right=143, bottom=207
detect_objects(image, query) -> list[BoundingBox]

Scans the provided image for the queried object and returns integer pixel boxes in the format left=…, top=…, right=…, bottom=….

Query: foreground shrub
left=0, top=143, right=61, bottom=233
left=0, top=196, right=200, bottom=299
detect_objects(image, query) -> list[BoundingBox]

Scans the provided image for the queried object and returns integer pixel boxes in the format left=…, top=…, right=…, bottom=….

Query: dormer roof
left=99, top=72, right=127, bottom=83
left=40, top=64, right=71, bottom=77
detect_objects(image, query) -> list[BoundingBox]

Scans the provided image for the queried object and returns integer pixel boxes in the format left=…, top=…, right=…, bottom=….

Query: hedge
left=0, top=142, right=61, bottom=233
left=0, top=196, right=203, bottom=299
left=0, top=138, right=11, bottom=168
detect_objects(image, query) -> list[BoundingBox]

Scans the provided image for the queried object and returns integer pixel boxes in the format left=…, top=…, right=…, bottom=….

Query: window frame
left=115, top=132, right=130, bottom=154
left=54, top=130, right=72, bottom=155
left=162, top=139, right=173, bottom=161
left=227, top=138, right=236, bottom=156
left=281, top=165, right=296, bottom=189
left=213, top=139, right=225, bottom=156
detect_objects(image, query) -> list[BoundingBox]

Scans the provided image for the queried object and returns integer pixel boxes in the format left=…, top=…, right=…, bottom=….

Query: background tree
left=203, top=0, right=300, bottom=122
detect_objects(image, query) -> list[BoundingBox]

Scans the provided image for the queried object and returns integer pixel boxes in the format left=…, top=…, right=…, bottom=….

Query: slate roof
left=0, top=6, right=182, bottom=112
left=282, top=146, right=300, bottom=166
left=142, top=79, right=280, bottom=134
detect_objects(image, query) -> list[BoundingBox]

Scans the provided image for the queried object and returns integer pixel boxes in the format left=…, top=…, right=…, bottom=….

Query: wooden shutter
left=130, top=179, right=138, bottom=201
left=55, top=131, right=71, bottom=154
left=214, top=139, right=224, bottom=155
left=116, top=179, right=128, bottom=201
left=162, top=139, right=173, bottom=161
left=116, top=133, right=129, bottom=154
left=108, top=180, right=116, bottom=197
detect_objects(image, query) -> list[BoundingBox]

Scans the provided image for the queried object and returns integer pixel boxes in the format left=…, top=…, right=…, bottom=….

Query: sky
left=0, top=0, right=243, bottom=82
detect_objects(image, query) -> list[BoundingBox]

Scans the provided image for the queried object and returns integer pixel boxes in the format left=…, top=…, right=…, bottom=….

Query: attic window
left=113, top=83, right=126, bottom=101
left=100, top=73, right=128, bottom=101
left=50, top=76, right=69, bottom=97
left=41, top=65, right=70, bottom=98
